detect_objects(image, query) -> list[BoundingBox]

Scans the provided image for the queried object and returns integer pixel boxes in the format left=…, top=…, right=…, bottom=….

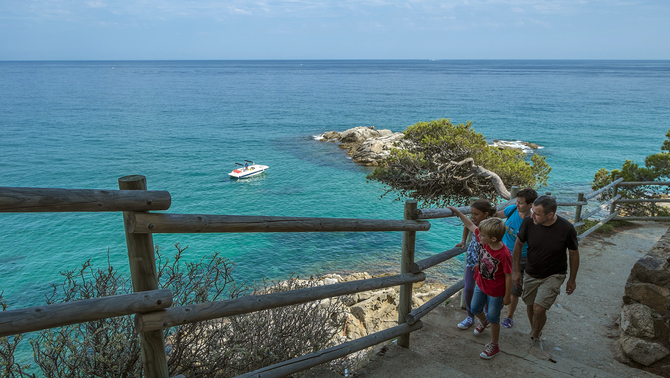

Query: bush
left=577, top=219, right=633, bottom=235
left=0, top=244, right=348, bottom=377
left=367, top=119, right=551, bottom=206
left=592, top=129, right=670, bottom=217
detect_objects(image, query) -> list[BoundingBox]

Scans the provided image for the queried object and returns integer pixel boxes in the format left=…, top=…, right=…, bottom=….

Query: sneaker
left=457, top=316, right=474, bottom=330
left=473, top=319, right=489, bottom=336
left=530, top=336, right=543, bottom=350
left=480, top=342, right=500, bottom=359
left=501, top=317, right=514, bottom=328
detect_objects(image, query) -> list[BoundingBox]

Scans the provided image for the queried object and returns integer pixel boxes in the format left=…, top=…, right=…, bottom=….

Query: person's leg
left=458, top=267, right=476, bottom=329
left=503, top=258, right=525, bottom=328
left=521, top=271, right=540, bottom=331
left=480, top=295, right=503, bottom=359
left=530, top=303, right=547, bottom=338
left=531, top=273, right=566, bottom=341
left=471, top=285, right=489, bottom=335
left=464, top=267, right=476, bottom=318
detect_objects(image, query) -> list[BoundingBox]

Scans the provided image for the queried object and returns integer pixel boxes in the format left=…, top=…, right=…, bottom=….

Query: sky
left=0, top=0, right=669, bottom=60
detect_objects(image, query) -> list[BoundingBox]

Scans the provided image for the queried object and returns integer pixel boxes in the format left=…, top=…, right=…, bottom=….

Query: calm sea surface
left=2, top=60, right=670, bottom=309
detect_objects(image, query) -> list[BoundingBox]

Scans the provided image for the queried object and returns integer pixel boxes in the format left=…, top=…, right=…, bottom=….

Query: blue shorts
left=471, top=284, right=504, bottom=324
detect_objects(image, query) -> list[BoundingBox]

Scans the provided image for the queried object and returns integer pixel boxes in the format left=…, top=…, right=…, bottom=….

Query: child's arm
left=447, top=206, right=477, bottom=234
left=503, top=273, right=512, bottom=306
left=455, top=226, right=469, bottom=248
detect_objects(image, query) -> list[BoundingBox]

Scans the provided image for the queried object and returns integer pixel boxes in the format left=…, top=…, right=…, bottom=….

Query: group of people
left=447, top=189, right=579, bottom=359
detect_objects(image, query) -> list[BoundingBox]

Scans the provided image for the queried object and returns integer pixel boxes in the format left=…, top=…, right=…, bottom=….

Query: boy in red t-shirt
left=448, top=206, right=512, bottom=359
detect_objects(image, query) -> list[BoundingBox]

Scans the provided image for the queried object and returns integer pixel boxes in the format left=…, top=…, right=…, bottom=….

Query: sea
left=2, top=60, right=670, bottom=312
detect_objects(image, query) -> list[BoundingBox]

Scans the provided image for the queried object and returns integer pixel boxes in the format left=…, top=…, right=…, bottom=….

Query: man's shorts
left=511, top=258, right=527, bottom=297
left=521, top=272, right=566, bottom=309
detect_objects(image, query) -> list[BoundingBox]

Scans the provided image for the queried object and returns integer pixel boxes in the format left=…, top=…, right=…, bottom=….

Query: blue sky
left=1, top=0, right=669, bottom=60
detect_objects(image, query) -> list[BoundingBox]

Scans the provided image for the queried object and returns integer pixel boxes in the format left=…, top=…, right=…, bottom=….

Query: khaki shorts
left=521, top=272, right=566, bottom=309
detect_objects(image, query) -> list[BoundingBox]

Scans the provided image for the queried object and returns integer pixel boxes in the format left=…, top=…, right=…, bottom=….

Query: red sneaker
left=480, top=342, right=500, bottom=359
left=473, top=319, right=489, bottom=335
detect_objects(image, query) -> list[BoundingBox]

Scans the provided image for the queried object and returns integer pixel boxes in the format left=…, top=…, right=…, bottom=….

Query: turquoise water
left=2, top=60, right=670, bottom=309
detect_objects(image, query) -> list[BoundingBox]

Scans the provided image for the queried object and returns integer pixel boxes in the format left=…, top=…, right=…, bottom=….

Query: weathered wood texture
left=119, top=175, right=169, bottom=378
left=556, top=201, right=588, bottom=207
left=136, top=272, right=426, bottom=333
left=410, top=247, right=464, bottom=274
left=414, top=199, right=515, bottom=220
left=406, top=280, right=465, bottom=325
left=577, top=210, right=620, bottom=240
left=615, top=198, right=670, bottom=204
left=583, top=177, right=625, bottom=200
left=574, top=193, right=585, bottom=225
left=614, top=216, right=670, bottom=221
left=128, top=213, right=431, bottom=234
left=0, top=289, right=172, bottom=337
left=616, top=181, right=670, bottom=186
left=235, top=321, right=424, bottom=378
left=397, top=200, right=417, bottom=349
left=0, top=187, right=171, bottom=212
left=575, top=195, right=622, bottom=226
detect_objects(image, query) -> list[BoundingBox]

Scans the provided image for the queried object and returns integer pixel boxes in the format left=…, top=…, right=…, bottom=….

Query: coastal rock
left=625, top=282, right=670, bottom=312
left=491, top=140, right=541, bottom=154
left=619, top=335, right=670, bottom=366
left=350, top=133, right=405, bottom=165
left=621, top=303, right=657, bottom=338
left=630, top=255, right=670, bottom=288
left=315, top=126, right=404, bottom=166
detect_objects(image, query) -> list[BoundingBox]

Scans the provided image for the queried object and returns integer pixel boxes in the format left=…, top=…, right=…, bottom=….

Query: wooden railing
left=1, top=176, right=665, bottom=378
left=0, top=175, right=457, bottom=378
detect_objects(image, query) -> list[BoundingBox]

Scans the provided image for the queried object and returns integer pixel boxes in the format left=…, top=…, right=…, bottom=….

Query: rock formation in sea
left=316, top=126, right=541, bottom=166
left=316, top=126, right=404, bottom=166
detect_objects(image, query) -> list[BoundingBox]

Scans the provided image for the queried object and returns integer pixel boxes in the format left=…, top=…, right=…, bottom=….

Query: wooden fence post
left=610, top=176, right=620, bottom=215
left=574, top=193, right=585, bottom=224
left=119, top=175, right=169, bottom=378
left=397, top=200, right=417, bottom=348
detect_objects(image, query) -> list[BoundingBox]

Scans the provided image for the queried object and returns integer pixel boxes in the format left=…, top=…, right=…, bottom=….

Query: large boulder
left=619, top=336, right=670, bottom=366
left=351, top=133, right=405, bottom=165
left=621, top=303, right=657, bottom=338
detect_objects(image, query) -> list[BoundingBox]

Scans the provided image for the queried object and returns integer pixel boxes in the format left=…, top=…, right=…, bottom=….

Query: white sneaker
left=457, top=316, right=474, bottom=329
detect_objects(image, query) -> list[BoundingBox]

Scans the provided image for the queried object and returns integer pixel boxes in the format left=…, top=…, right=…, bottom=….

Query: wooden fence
left=0, top=176, right=662, bottom=377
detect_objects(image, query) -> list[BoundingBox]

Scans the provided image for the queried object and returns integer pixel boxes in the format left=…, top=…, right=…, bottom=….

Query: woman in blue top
left=495, top=188, right=537, bottom=328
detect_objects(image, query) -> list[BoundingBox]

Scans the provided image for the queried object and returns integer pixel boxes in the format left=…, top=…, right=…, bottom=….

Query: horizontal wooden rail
left=136, top=273, right=426, bottom=332
left=557, top=201, right=588, bottom=207
left=128, top=213, right=431, bottom=234
left=616, top=181, right=670, bottom=186
left=577, top=210, right=620, bottom=240
left=414, top=200, right=515, bottom=220
left=583, top=177, right=625, bottom=200
left=0, top=187, right=171, bottom=212
left=576, top=194, right=622, bottom=224
left=235, top=321, right=423, bottom=378
left=614, top=216, right=670, bottom=221
left=615, top=198, right=670, bottom=204
left=406, top=280, right=465, bottom=325
left=410, top=247, right=464, bottom=273
left=0, top=289, right=172, bottom=337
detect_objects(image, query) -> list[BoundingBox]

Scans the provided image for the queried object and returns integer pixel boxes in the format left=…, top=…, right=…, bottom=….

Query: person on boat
left=245, top=162, right=249, bottom=170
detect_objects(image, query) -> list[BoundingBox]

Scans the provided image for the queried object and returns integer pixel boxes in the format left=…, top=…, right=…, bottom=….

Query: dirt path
left=349, top=221, right=669, bottom=378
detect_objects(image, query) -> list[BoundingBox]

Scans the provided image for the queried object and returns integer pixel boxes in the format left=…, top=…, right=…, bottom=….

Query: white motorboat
left=229, top=160, right=269, bottom=179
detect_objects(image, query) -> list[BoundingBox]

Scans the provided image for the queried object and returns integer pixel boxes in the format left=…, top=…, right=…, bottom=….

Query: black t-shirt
left=517, top=216, right=578, bottom=279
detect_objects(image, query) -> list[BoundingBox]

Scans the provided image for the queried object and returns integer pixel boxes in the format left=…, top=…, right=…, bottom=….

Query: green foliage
left=592, top=129, right=670, bottom=217
left=576, top=219, right=633, bottom=235
left=367, top=119, right=551, bottom=206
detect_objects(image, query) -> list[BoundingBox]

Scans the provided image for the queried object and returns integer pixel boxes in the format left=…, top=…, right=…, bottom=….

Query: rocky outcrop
left=316, top=126, right=404, bottom=166
left=318, top=272, right=455, bottom=341
left=316, top=127, right=541, bottom=165
left=618, top=229, right=670, bottom=367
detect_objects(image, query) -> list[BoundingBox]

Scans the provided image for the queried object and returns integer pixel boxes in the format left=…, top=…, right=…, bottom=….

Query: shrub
left=0, top=244, right=347, bottom=377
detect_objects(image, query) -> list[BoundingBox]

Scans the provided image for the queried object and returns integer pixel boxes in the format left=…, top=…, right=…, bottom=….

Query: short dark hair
left=516, top=188, right=538, bottom=204
left=533, top=195, right=557, bottom=215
